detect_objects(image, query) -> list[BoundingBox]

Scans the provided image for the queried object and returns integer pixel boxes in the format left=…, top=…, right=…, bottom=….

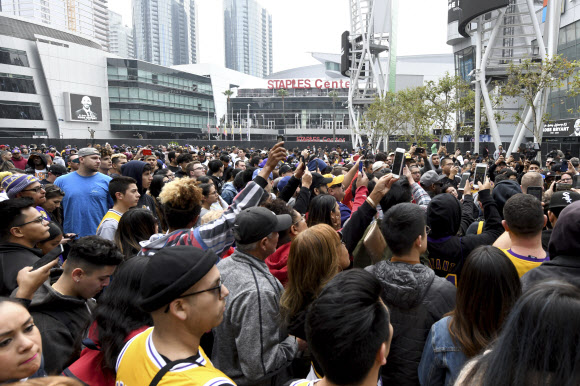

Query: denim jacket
left=418, top=316, right=467, bottom=386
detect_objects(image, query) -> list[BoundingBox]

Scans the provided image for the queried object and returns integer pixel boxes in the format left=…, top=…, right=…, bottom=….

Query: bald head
left=521, top=172, right=543, bottom=194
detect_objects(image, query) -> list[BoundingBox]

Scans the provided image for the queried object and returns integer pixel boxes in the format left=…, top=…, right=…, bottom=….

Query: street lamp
left=295, top=113, right=299, bottom=129
left=247, top=104, right=251, bottom=141
left=261, top=114, right=265, bottom=128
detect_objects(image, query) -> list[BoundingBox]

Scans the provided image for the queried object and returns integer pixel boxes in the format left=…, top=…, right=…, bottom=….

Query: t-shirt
left=54, top=172, right=112, bottom=237
left=96, top=209, right=122, bottom=241
left=501, top=248, right=550, bottom=278
left=33, top=168, right=47, bottom=181
left=116, top=327, right=235, bottom=386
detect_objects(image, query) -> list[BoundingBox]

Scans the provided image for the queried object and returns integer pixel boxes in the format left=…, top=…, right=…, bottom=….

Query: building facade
left=0, top=0, right=108, bottom=49
left=224, top=0, right=273, bottom=78
left=108, top=58, right=215, bottom=139
left=108, top=10, right=134, bottom=58
left=132, top=0, right=198, bottom=67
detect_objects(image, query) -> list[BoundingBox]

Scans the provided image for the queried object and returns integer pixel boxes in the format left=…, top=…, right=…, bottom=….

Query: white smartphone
left=458, top=172, right=471, bottom=191
left=391, top=148, right=406, bottom=178
left=473, top=163, right=488, bottom=189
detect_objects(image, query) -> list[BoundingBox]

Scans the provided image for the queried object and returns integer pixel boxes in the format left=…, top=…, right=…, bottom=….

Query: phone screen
left=392, top=150, right=405, bottom=177
left=561, top=162, right=568, bottom=172
left=458, top=173, right=470, bottom=191
left=474, top=165, right=487, bottom=186
left=358, top=161, right=363, bottom=173
left=556, top=183, right=573, bottom=192
left=527, top=186, right=543, bottom=201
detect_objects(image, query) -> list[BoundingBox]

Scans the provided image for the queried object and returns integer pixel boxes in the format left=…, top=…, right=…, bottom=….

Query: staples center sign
left=267, top=79, right=350, bottom=90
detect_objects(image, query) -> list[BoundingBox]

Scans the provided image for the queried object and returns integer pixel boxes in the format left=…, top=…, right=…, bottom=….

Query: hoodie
left=366, top=261, right=456, bottom=386
left=427, top=189, right=503, bottom=285
left=17, top=281, right=95, bottom=374
left=422, top=154, right=442, bottom=174
left=491, top=180, right=522, bottom=218
left=121, top=160, right=157, bottom=215
left=0, top=242, right=43, bottom=296
left=522, top=201, right=580, bottom=291
left=26, top=153, right=48, bottom=179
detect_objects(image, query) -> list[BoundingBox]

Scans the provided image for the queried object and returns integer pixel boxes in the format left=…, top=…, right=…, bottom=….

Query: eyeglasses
left=560, top=178, right=572, bottom=183
left=22, top=186, right=45, bottom=193
left=13, top=215, right=45, bottom=227
left=426, top=226, right=431, bottom=235
left=164, top=278, right=223, bottom=313
left=292, top=214, right=305, bottom=226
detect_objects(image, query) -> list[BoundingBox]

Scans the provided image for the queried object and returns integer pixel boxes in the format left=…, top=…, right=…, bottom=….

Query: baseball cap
left=252, top=168, right=273, bottom=180
left=279, top=164, right=292, bottom=175
left=11, top=148, right=20, bottom=153
left=326, top=174, right=344, bottom=188
left=549, top=191, right=580, bottom=210
left=311, top=172, right=333, bottom=189
left=78, top=147, right=99, bottom=157
left=48, top=164, right=67, bottom=176
left=139, top=246, right=219, bottom=313
left=233, top=207, right=292, bottom=244
left=277, top=175, right=292, bottom=192
left=372, top=161, right=386, bottom=172
left=420, top=171, right=446, bottom=187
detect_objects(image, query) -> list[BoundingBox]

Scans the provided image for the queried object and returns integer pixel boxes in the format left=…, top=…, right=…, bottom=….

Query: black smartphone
left=415, top=147, right=425, bottom=155
left=32, top=245, right=63, bottom=271
left=512, top=153, right=521, bottom=162
left=561, top=161, right=569, bottom=172
left=358, top=161, right=364, bottom=173
left=556, top=183, right=573, bottom=192
left=412, top=142, right=417, bottom=147
left=458, top=172, right=471, bottom=191
left=527, top=186, right=543, bottom=201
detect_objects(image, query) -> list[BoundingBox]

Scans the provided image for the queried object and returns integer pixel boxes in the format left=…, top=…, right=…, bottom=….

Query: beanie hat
left=139, top=246, right=218, bottom=312
left=549, top=201, right=580, bottom=258
left=492, top=180, right=522, bottom=218
left=2, top=174, right=39, bottom=199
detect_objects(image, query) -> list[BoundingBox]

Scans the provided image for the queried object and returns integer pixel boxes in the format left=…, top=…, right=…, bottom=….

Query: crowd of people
left=0, top=140, right=579, bottom=386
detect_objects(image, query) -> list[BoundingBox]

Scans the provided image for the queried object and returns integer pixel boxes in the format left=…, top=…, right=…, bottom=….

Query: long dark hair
left=307, top=194, right=337, bottom=228
left=95, top=256, right=152, bottom=372
left=148, top=175, right=166, bottom=199
left=462, top=280, right=580, bottom=385
left=448, top=246, right=521, bottom=357
left=114, top=208, right=157, bottom=259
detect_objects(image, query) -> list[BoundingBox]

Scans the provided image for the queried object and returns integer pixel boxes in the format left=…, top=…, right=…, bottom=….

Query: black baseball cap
left=139, top=246, right=218, bottom=312
left=311, top=172, right=333, bottom=189
left=549, top=191, right=580, bottom=210
left=233, top=207, right=292, bottom=244
left=48, top=164, right=67, bottom=176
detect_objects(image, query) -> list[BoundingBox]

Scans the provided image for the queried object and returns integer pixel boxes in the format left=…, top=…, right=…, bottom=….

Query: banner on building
left=64, top=93, right=102, bottom=122
left=543, top=119, right=580, bottom=137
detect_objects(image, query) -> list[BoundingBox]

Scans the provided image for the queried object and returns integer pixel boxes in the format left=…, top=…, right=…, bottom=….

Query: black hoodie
left=522, top=201, right=580, bottom=291
left=0, top=242, right=43, bottom=296
left=121, top=160, right=158, bottom=217
left=426, top=189, right=503, bottom=285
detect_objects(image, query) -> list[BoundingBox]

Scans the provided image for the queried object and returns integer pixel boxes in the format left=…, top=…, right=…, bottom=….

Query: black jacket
left=366, top=261, right=456, bottom=386
left=121, top=160, right=159, bottom=219
left=15, top=281, right=95, bottom=374
left=0, top=242, right=43, bottom=296
left=279, top=175, right=311, bottom=215
left=521, top=255, right=580, bottom=292
left=427, top=189, right=503, bottom=285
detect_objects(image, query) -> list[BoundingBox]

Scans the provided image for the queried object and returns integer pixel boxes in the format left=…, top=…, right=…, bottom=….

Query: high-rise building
left=109, top=10, right=134, bottom=58
left=224, top=0, right=273, bottom=78
left=132, top=0, right=198, bottom=67
left=0, top=0, right=108, bottom=49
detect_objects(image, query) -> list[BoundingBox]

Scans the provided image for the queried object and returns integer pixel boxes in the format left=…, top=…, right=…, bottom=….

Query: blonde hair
left=158, top=177, right=202, bottom=209
left=280, top=224, right=342, bottom=321
left=201, top=209, right=224, bottom=225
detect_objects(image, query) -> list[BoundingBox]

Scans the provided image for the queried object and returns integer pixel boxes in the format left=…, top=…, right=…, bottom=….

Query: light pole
left=207, top=107, right=210, bottom=141
left=295, top=113, right=298, bottom=129
left=237, top=112, right=240, bottom=140
left=262, top=114, right=265, bottom=128
left=247, top=104, right=251, bottom=141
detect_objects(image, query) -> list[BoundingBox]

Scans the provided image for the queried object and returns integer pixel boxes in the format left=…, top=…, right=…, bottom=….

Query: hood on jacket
left=27, top=153, right=48, bottom=170
left=27, top=281, right=87, bottom=310
left=549, top=201, right=580, bottom=258
left=366, top=261, right=435, bottom=309
left=492, top=180, right=522, bottom=218
left=121, top=160, right=147, bottom=193
left=428, top=154, right=442, bottom=173
left=427, top=193, right=462, bottom=238
left=0, top=242, right=43, bottom=256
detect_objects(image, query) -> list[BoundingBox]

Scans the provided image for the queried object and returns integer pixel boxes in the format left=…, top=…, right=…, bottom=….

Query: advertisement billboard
left=64, top=93, right=102, bottom=122
left=448, top=0, right=462, bottom=23
left=543, top=119, right=580, bottom=137
left=458, top=0, right=509, bottom=37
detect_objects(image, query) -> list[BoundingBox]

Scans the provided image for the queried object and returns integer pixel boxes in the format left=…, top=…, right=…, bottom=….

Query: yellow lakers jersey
left=96, top=209, right=122, bottom=233
left=501, top=248, right=549, bottom=278
left=116, top=327, right=235, bottom=386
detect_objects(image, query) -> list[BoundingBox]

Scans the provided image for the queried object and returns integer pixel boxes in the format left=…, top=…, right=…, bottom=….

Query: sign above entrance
left=267, top=79, right=350, bottom=90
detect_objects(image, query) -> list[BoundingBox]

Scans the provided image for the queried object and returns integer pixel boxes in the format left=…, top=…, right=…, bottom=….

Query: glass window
left=566, top=24, right=576, bottom=46
left=129, top=88, right=139, bottom=99
left=110, top=109, right=120, bottom=119
left=0, top=48, right=30, bottom=67
left=0, top=74, right=36, bottom=94
left=130, top=110, right=139, bottom=120
left=107, top=67, right=118, bottom=76
left=0, top=101, right=42, bottom=119
left=120, top=88, right=129, bottom=98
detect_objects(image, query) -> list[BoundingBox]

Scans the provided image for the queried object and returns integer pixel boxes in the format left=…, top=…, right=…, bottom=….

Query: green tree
left=501, top=55, right=580, bottom=150
left=223, top=89, right=234, bottom=126
left=399, top=86, right=433, bottom=144
left=277, top=88, right=289, bottom=129
left=424, top=72, right=475, bottom=146
left=363, top=91, right=407, bottom=151
left=328, top=90, right=340, bottom=140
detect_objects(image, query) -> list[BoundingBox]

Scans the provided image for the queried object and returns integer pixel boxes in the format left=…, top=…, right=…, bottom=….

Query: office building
left=224, top=0, right=273, bottom=78
left=0, top=0, right=109, bottom=49
left=132, top=0, right=199, bottom=67
left=109, top=10, right=134, bottom=58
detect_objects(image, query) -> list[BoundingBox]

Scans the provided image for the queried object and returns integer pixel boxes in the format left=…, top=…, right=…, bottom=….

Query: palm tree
left=328, top=90, right=340, bottom=140
left=223, top=89, right=234, bottom=127
left=277, top=88, right=289, bottom=130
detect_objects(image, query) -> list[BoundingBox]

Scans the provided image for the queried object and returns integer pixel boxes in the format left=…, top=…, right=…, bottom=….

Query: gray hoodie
left=212, top=249, right=298, bottom=386
left=366, top=261, right=455, bottom=386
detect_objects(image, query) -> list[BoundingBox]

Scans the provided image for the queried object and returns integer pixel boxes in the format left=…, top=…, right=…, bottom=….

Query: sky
left=109, top=0, right=452, bottom=73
